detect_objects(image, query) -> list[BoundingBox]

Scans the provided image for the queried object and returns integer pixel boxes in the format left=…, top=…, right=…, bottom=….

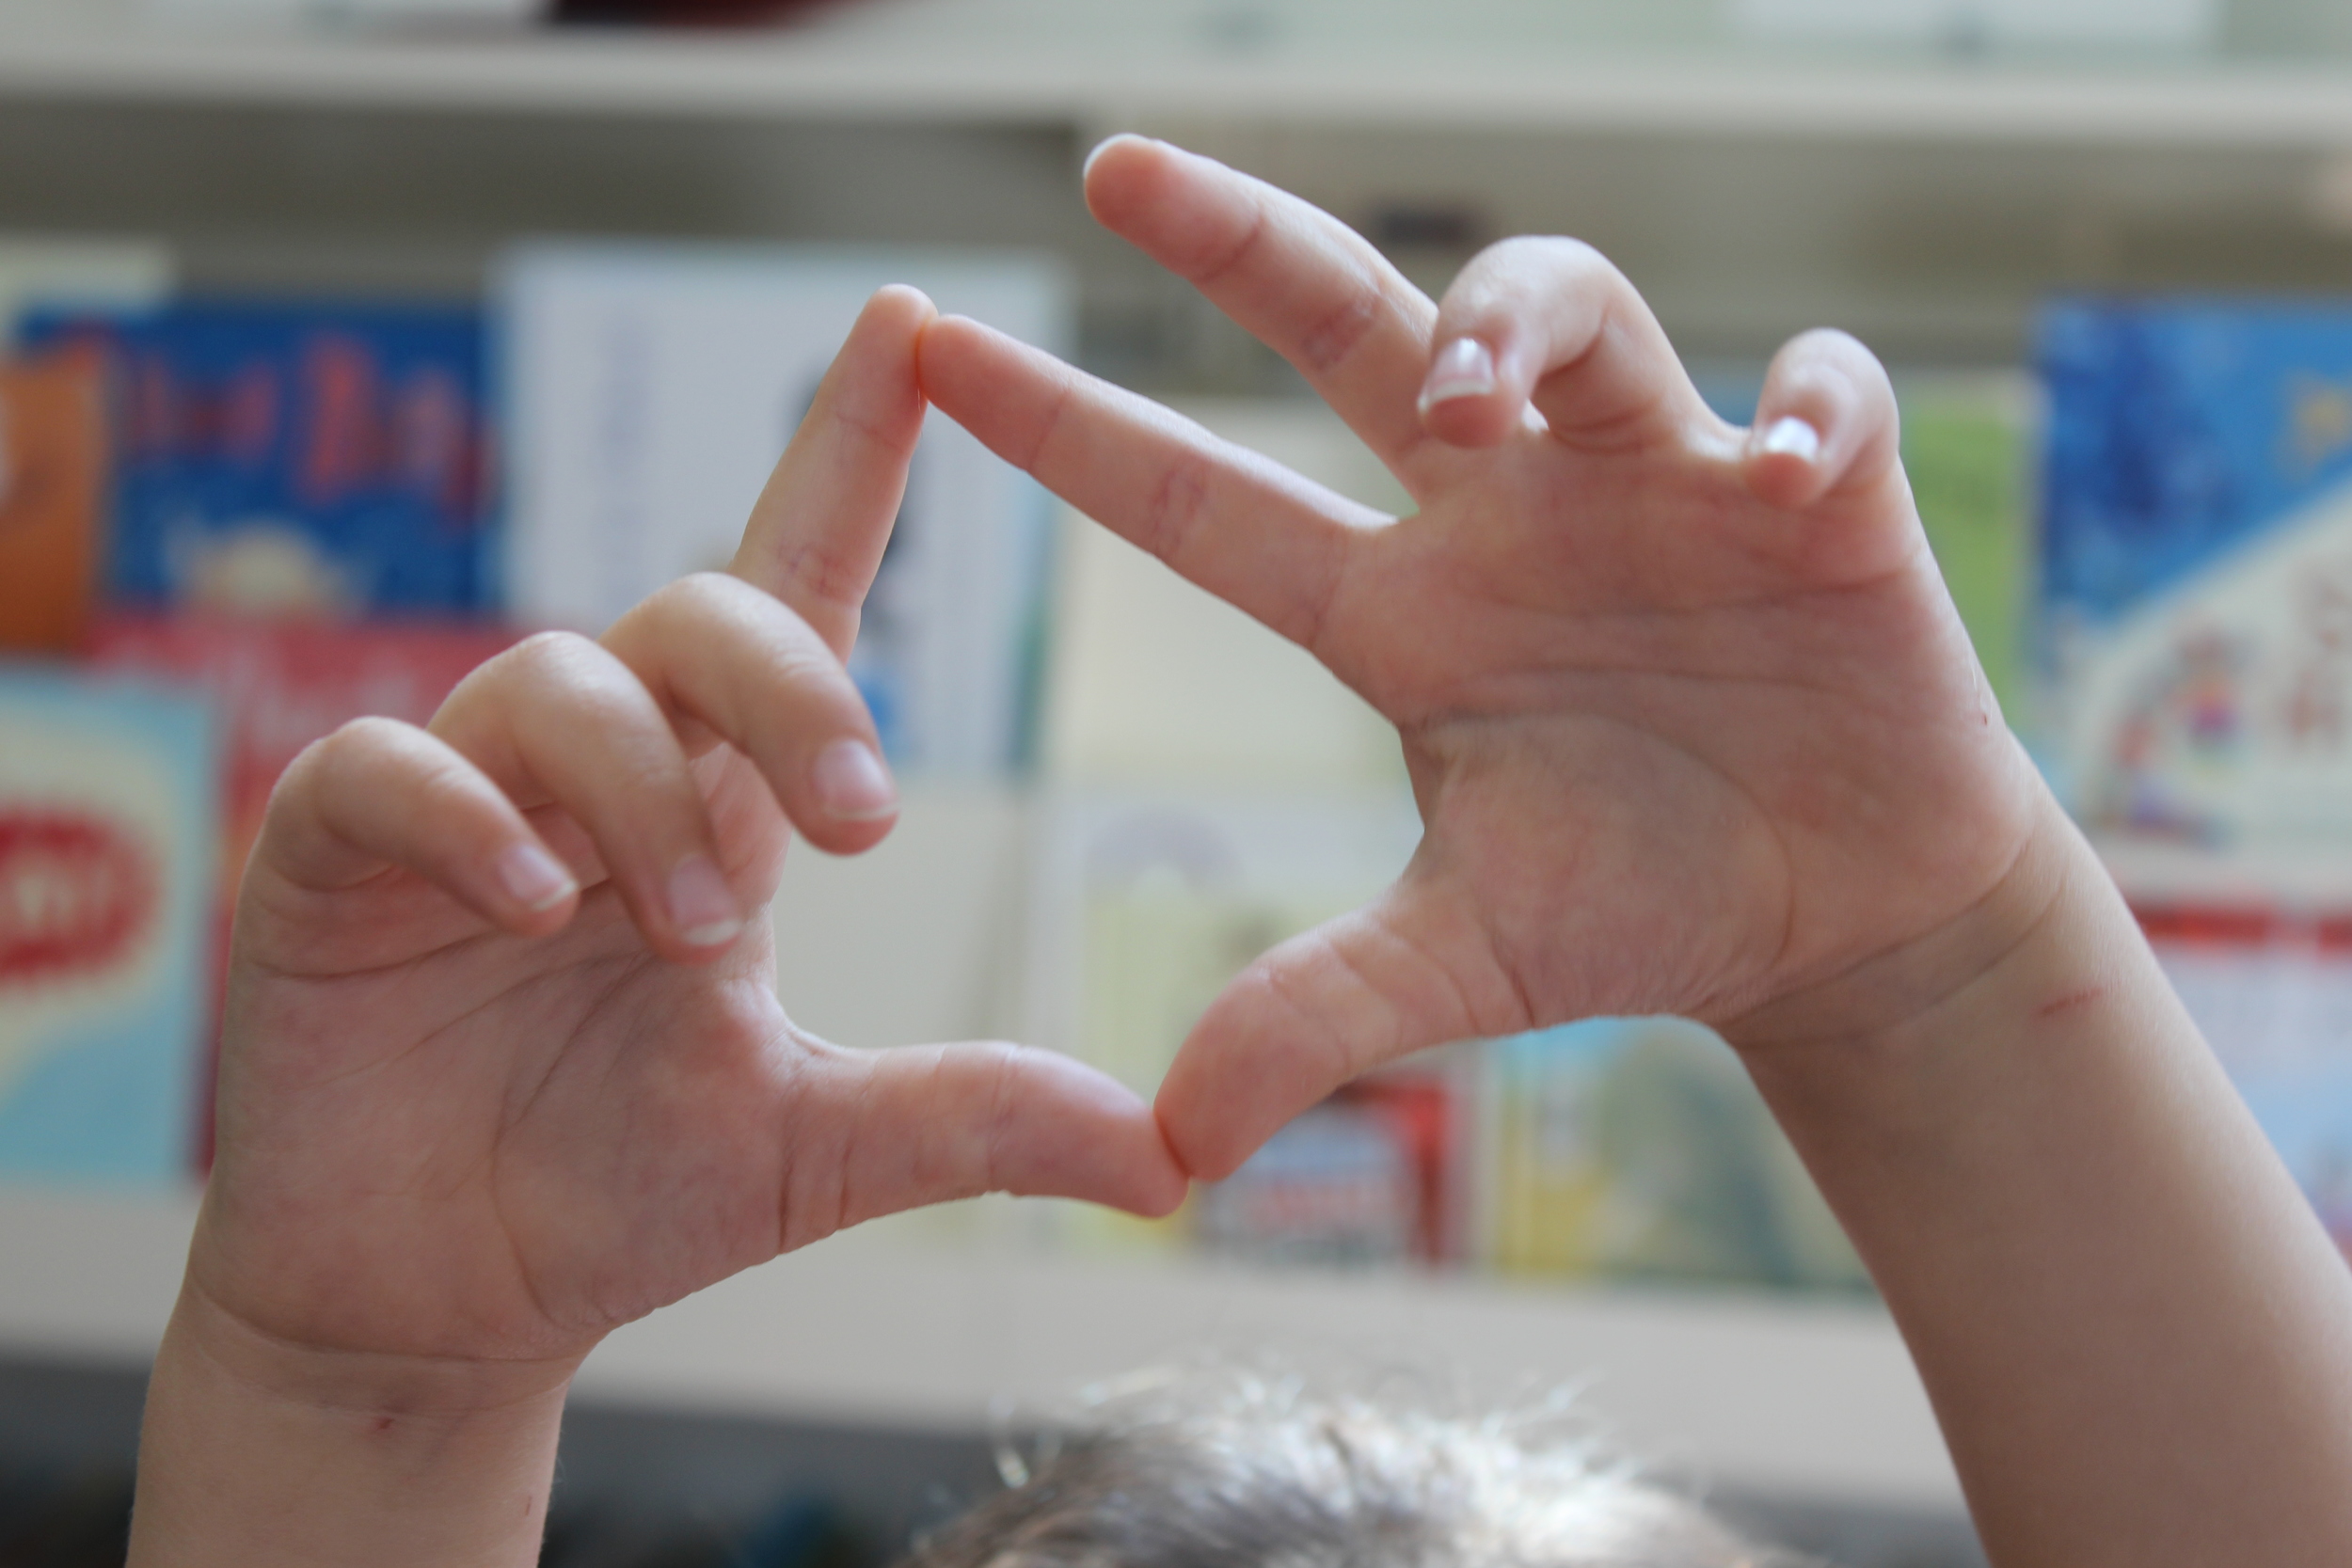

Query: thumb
left=1153, top=881, right=1524, bottom=1181
left=783, top=1039, right=1188, bottom=1246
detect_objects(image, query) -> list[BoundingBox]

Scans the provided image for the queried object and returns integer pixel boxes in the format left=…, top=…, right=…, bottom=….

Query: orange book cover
left=0, top=351, right=105, bottom=653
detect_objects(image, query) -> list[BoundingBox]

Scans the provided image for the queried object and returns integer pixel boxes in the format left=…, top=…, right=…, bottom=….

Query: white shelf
left=2, top=2, right=2351, bottom=148
left=0, top=1186, right=1959, bottom=1510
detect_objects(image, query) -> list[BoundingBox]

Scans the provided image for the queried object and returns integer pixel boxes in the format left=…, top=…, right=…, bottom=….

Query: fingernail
left=497, top=842, right=575, bottom=912
left=1419, top=339, right=1496, bottom=413
left=812, top=738, right=898, bottom=822
left=667, top=854, right=744, bottom=949
left=1756, top=416, right=1823, bottom=463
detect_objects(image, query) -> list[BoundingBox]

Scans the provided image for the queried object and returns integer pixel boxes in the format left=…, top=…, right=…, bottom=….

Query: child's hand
left=185, top=287, right=1184, bottom=1385
left=919, top=137, right=2059, bottom=1180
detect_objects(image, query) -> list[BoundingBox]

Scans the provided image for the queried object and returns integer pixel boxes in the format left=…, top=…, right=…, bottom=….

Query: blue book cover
left=24, top=302, right=495, bottom=618
left=2038, top=297, right=2352, bottom=847
left=0, top=668, right=215, bottom=1188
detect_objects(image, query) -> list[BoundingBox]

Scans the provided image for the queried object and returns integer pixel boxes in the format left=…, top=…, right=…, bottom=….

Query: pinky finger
left=263, top=716, right=580, bottom=935
left=1741, top=327, right=1902, bottom=513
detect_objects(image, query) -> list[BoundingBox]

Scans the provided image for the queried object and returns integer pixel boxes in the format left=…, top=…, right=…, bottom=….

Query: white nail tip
left=1419, top=339, right=1497, bottom=413
left=497, top=843, right=576, bottom=912
left=680, top=918, right=746, bottom=950
left=1758, top=417, right=1823, bottom=463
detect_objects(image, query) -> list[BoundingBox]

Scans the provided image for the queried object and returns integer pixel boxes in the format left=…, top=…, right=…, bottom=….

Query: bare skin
left=125, top=142, right=2352, bottom=1568
left=906, top=137, right=2352, bottom=1568
left=129, top=287, right=1184, bottom=1568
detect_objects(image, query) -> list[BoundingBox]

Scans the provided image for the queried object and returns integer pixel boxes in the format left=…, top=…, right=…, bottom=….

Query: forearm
left=130, top=1287, right=577, bottom=1568
left=1740, top=802, right=2352, bottom=1568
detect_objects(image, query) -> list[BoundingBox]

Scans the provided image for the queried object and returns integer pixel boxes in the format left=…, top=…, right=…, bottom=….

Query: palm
left=919, top=136, right=2048, bottom=1178
left=1333, top=435, right=2036, bottom=1037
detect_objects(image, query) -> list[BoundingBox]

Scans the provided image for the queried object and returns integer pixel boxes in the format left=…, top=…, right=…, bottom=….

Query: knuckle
left=301, top=715, right=408, bottom=784
left=609, top=575, right=720, bottom=639
left=1296, top=281, right=1381, bottom=374
left=502, top=627, right=600, bottom=680
left=777, top=538, right=869, bottom=611
left=1140, top=451, right=1216, bottom=564
left=1186, top=198, right=1270, bottom=289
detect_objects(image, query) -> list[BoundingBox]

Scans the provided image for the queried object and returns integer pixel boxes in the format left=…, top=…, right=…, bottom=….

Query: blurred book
left=1023, top=787, right=1420, bottom=1253
left=1900, top=371, right=2035, bottom=723
left=24, top=301, right=496, bottom=619
left=0, top=237, right=172, bottom=346
left=498, top=244, right=1068, bottom=773
left=1040, top=398, right=1406, bottom=791
left=1196, top=1059, right=1472, bottom=1270
left=0, top=669, right=215, bottom=1189
left=85, top=616, right=521, bottom=1166
left=1474, top=1018, right=1867, bottom=1293
left=0, top=349, right=107, bottom=654
left=2037, top=297, right=2352, bottom=849
left=2137, top=902, right=2352, bottom=1266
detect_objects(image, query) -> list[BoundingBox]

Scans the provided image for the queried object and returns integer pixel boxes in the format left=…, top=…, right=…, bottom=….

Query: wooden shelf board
left=0, top=10, right=2348, bottom=149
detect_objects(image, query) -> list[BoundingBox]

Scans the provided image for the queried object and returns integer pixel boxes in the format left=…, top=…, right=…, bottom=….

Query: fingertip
left=865, top=282, right=937, bottom=327
left=1154, top=1096, right=1250, bottom=1184
left=1119, top=1154, right=1192, bottom=1221
left=1082, top=131, right=1149, bottom=183
left=1082, top=134, right=1181, bottom=231
left=811, top=736, right=898, bottom=821
left=661, top=851, right=749, bottom=960
left=1420, top=330, right=1550, bottom=450
left=1748, top=326, right=1899, bottom=509
left=1742, top=415, right=1829, bottom=509
left=914, top=313, right=999, bottom=404
left=493, top=838, right=580, bottom=930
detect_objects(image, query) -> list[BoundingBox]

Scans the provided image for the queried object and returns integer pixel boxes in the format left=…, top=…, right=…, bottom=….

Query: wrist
left=130, top=1286, right=580, bottom=1568
left=1722, top=784, right=2121, bottom=1060
left=163, top=1276, right=585, bottom=1418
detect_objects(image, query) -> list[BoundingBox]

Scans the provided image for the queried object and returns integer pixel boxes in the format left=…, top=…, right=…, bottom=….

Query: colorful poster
left=2139, top=905, right=2352, bottom=1264
left=0, top=670, right=215, bottom=1187
left=1196, top=1062, right=1471, bottom=1269
left=1476, top=1018, right=1868, bottom=1294
left=2038, top=298, right=2352, bottom=847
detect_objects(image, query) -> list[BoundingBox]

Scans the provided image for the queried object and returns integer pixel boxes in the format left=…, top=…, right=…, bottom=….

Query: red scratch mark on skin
left=373, top=1416, right=395, bottom=1434
left=2037, top=985, right=2106, bottom=1022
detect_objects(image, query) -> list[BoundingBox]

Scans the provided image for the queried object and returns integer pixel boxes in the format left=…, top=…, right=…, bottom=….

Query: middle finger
left=1084, top=136, right=1446, bottom=493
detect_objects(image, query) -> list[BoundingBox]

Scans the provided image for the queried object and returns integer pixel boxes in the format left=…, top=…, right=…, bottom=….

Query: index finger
left=729, top=284, right=934, bottom=659
left=1084, top=136, right=1445, bottom=492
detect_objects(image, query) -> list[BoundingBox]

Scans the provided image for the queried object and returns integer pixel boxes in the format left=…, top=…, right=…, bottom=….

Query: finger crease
left=1296, top=287, right=1380, bottom=375
left=1187, top=201, right=1271, bottom=290
left=1142, top=455, right=1213, bottom=566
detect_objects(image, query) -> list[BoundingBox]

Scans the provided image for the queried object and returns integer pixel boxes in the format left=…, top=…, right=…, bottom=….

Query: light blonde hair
left=905, top=1373, right=1807, bottom=1568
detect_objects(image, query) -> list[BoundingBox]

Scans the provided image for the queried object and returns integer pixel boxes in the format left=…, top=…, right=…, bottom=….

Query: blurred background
left=6, top=1, right=2352, bottom=1563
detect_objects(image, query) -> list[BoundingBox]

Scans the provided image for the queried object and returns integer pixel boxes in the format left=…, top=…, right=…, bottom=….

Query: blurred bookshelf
left=8, top=2, right=2352, bottom=1554
left=1, top=0, right=2351, bottom=372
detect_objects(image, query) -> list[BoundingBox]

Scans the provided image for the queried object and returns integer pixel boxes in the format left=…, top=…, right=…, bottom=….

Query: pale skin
left=129, top=138, right=2352, bottom=1568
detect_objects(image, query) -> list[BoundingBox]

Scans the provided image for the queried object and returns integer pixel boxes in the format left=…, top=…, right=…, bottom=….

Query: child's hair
left=903, top=1372, right=1807, bottom=1568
